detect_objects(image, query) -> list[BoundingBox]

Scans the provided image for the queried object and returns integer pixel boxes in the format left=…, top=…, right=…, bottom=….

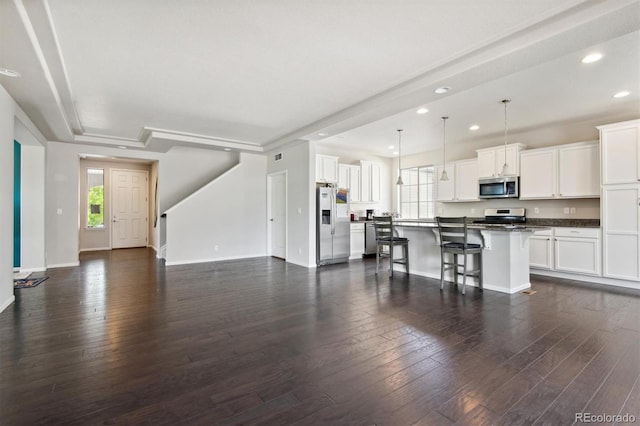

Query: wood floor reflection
left=1, top=248, right=638, bottom=425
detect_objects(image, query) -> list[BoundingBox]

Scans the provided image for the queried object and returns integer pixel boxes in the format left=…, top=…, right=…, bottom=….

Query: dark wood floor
left=1, top=248, right=638, bottom=425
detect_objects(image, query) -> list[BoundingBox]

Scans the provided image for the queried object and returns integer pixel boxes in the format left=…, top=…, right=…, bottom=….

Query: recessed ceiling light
left=0, top=67, right=21, bottom=78
left=469, top=125, right=480, bottom=131
left=393, top=151, right=399, bottom=155
left=434, top=86, right=451, bottom=94
left=416, top=107, right=429, bottom=114
left=223, top=148, right=232, bottom=151
left=388, top=145, right=395, bottom=150
left=317, top=132, right=328, bottom=137
left=613, top=91, right=630, bottom=98
left=117, top=146, right=127, bottom=149
left=581, top=53, right=602, bottom=64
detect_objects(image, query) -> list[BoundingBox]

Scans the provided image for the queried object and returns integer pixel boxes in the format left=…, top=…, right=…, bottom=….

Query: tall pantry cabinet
left=598, top=119, right=640, bottom=282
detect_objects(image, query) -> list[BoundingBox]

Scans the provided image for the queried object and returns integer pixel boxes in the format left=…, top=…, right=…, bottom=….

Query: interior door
left=112, top=169, right=148, bottom=249
left=270, top=173, right=286, bottom=259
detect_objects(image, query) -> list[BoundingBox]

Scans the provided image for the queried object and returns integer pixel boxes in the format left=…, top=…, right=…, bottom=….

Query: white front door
left=112, top=169, right=148, bottom=249
left=269, top=173, right=286, bottom=259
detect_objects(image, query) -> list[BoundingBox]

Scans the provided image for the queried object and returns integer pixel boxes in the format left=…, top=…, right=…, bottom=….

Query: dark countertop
left=392, top=217, right=599, bottom=228
left=352, top=217, right=600, bottom=228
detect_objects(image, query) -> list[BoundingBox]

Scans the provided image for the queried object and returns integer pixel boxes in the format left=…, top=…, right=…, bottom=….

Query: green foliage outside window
left=88, top=185, right=104, bottom=227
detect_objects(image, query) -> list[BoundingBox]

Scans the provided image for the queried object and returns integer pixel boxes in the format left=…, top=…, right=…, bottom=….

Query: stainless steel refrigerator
left=316, top=186, right=350, bottom=265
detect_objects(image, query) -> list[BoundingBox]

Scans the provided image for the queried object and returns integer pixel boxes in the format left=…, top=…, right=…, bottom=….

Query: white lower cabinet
left=554, top=228, right=601, bottom=275
left=529, top=229, right=553, bottom=269
left=350, top=222, right=365, bottom=259
left=602, top=184, right=640, bottom=281
left=530, top=227, right=601, bottom=276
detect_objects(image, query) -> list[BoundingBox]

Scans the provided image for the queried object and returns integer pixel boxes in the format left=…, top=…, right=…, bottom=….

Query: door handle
left=112, top=217, right=118, bottom=223
left=270, top=218, right=274, bottom=222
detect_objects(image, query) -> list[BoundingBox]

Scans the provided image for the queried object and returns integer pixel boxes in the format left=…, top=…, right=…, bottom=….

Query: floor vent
left=521, top=289, right=537, bottom=295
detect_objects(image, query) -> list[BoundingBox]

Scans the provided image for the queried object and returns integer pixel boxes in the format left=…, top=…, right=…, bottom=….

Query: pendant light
left=440, top=116, right=449, bottom=181
left=500, top=99, right=511, bottom=176
left=396, top=129, right=404, bottom=185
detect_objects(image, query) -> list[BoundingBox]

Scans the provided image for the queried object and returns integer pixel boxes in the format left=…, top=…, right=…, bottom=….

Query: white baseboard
left=0, top=295, right=15, bottom=314
left=148, top=244, right=158, bottom=253
left=159, top=245, right=167, bottom=259
left=483, top=282, right=531, bottom=294
left=47, top=262, right=80, bottom=269
left=287, top=258, right=317, bottom=268
left=79, top=247, right=111, bottom=252
left=531, top=269, right=640, bottom=290
left=165, top=253, right=267, bottom=266
left=19, top=267, right=46, bottom=273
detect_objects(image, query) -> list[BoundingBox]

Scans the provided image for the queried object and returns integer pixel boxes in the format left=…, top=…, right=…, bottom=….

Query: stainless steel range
left=473, top=208, right=526, bottom=225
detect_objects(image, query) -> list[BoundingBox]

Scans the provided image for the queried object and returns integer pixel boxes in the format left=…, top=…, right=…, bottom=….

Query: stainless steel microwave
left=478, top=176, right=519, bottom=199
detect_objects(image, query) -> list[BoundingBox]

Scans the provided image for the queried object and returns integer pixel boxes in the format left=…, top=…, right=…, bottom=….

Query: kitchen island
left=392, top=220, right=546, bottom=294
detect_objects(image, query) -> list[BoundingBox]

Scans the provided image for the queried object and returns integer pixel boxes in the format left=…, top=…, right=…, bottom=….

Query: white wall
left=266, top=141, right=316, bottom=267
left=13, top=117, right=46, bottom=272
left=20, top=145, right=46, bottom=271
left=0, top=85, right=16, bottom=312
left=160, top=146, right=239, bottom=211
left=149, top=161, right=159, bottom=252
left=165, top=152, right=267, bottom=265
left=45, top=142, right=239, bottom=267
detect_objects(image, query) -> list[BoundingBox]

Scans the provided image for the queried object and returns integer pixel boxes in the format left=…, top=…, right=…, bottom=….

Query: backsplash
left=436, top=198, right=600, bottom=219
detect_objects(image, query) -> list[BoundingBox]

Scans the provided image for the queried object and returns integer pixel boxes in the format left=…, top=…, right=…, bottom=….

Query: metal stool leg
left=389, top=244, right=394, bottom=278
left=440, top=251, right=445, bottom=291
left=404, top=243, right=409, bottom=275
left=462, top=253, right=467, bottom=295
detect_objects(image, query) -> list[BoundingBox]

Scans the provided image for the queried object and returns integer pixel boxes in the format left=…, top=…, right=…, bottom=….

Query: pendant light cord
left=501, top=99, right=511, bottom=176
left=442, top=116, right=448, bottom=165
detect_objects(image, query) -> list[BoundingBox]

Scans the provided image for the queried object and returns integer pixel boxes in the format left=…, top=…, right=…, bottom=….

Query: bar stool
left=373, top=216, right=409, bottom=278
left=436, top=216, right=483, bottom=294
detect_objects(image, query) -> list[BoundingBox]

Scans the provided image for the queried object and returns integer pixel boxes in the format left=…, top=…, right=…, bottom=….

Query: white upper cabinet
left=520, top=148, right=558, bottom=199
left=598, top=120, right=640, bottom=184
left=316, top=154, right=338, bottom=183
left=454, top=159, right=479, bottom=201
left=338, top=164, right=361, bottom=202
left=520, top=142, right=599, bottom=199
left=558, top=143, right=599, bottom=197
left=436, top=159, right=478, bottom=202
left=476, top=143, right=526, bottom=178
left=360, top=160, right=381, bottom=202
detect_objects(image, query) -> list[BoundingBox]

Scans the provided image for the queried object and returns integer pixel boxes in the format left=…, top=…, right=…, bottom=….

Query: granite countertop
left=392, top=217, right=599, bottom=232
left=393, top=221, right=542, bottom=232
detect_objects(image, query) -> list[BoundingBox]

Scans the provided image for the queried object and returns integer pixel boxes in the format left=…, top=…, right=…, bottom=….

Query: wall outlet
left=56, top=208, right=63, bottom=215
left=298, top=207, right=302, bottom=215
left=470, top=208, right=475, bottom=214
left=534, top=207, right=539, bottom=214
left=563, top=207, right=570, bottom=214
left=214, top=245, right=219, bottom=251
left=298, top=248, right=302, bottom=255
left=570, top=207, right=576, bottom=214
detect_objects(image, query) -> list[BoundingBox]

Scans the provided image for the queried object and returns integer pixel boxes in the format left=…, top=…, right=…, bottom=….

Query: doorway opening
left=79, top=157, right=155, bottom=253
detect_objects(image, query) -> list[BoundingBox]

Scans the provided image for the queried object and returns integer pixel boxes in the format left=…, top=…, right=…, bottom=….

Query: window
left=399, top=166, right=435, bottom=219
left=87, top=168, right=104, bottom=228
